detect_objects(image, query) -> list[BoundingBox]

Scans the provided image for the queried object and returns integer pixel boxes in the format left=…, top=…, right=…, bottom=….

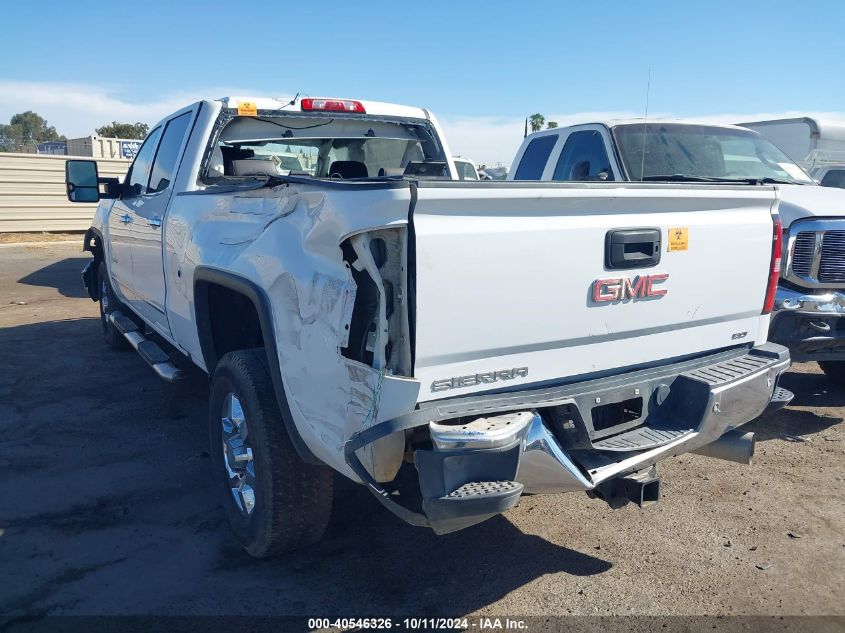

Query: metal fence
left=0, top=153, right=130, bottom=232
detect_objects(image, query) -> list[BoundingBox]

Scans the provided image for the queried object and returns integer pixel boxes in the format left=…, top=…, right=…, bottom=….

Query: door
left=108, top=126, right=163, bottom=301
left=128, top=110, right=194, bottom=333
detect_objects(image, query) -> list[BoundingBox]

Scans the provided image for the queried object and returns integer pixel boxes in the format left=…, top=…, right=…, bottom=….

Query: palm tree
left=529, top=114, right=545, bottom=133
left=547, top=121, right=559, bottom=129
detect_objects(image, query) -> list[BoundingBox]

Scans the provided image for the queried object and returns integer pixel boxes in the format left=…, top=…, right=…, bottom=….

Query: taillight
left=762, top=213, right=783, bottom=314
left=301, top=98, right=365, bottom=113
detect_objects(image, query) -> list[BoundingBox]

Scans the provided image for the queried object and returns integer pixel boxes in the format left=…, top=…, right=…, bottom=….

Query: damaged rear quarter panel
left=166, top=182, right=420, bottom=480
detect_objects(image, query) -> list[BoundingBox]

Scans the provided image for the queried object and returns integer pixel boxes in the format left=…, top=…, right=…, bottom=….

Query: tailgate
left=410, top=182, right=778, bottom=402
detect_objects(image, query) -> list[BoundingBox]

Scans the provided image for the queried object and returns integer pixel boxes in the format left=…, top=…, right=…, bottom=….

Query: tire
left=97, top=261, right=128, bottom=350
left=819, top=360, right=845, bottom=386
left=209, top=349, right=333, bottom=557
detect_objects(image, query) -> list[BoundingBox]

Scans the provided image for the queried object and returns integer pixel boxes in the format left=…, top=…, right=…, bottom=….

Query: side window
left=148, top=112, right=193, bottom=194
left=455, top=161, right=477, bottom=180
left=552, top=130, right=615, bottom=181
left=821, top=169, right=845, bottom=189
left=124, top=127, right=162, bottom=197
left=513, top=135, right=558, bottom=180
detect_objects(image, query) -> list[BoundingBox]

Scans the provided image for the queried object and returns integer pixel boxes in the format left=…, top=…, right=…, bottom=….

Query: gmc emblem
left=592, top=273, right=669, bottom=302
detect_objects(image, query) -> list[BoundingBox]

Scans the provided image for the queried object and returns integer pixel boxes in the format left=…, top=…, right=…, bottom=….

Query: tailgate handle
left=606, top=228, right=661, bottom=269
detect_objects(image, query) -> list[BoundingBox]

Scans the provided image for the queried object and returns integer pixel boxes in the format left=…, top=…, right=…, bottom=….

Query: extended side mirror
left=65, top=160, right=122, bottom=202
left=66, top=160, right=100, bottom=202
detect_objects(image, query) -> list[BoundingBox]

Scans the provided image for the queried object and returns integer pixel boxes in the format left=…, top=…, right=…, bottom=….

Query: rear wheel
left=819, top=361, right=845, bottom=386
left=209, top=349, right=333, bottom=557
left=97, top=261, right=128, bottom=350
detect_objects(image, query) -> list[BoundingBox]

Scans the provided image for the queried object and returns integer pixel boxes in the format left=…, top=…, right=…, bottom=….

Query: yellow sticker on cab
left=237, top=101, right=258, bottom=116
left=668, top=227, right=688, bottom=252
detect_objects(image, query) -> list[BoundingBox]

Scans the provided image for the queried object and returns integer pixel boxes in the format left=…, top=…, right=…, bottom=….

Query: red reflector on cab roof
left=301, top=98, right=365, bottom=113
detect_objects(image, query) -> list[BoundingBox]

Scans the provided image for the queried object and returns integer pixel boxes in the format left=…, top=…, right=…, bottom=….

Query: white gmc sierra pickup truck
left=66, top=96, right=791, bottom=557
left=511, top=120, right=845, bottom=383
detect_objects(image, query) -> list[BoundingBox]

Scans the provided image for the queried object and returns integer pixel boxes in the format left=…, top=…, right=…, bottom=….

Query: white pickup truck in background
left=452, top=156, right=482, bottom=180
left=66, top=97, right=791, bottom=557
left=511, top=120, right=845, bottom=383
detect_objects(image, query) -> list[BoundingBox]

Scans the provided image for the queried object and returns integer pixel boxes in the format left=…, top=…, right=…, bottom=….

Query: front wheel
left=819, top=361, right=845, bottom=386
left=209, top=349, right=334, bottom=557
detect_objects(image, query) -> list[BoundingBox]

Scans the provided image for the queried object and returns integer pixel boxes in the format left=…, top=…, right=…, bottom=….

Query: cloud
left=3, top=80, right=845, bottom=169
left=0, top=80, right=254, bottom=137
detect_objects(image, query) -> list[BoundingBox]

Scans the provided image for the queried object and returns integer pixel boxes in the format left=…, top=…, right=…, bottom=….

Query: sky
left=2, top=0, right=844, bottom=166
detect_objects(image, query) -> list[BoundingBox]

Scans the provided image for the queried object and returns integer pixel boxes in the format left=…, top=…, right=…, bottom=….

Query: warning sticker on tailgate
left=668, top=227, right=688, bottom=252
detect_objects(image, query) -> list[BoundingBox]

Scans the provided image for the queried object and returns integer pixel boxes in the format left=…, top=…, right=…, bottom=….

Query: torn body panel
left=167, top=181, right=419, bottom=480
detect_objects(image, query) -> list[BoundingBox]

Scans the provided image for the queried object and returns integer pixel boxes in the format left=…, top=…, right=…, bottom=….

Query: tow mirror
left=66, top=160, right=122, bottom=202
left=66, top=160, right=100, bottom=202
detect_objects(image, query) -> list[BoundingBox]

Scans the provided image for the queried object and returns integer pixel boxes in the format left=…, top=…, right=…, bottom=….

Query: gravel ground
left=0, top=232, right=83, bottom=244
left=0, top=242, right=843, bottom=621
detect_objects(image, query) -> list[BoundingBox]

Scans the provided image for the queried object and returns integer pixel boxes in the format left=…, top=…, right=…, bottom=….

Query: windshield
left=612, top=123, right=814, bottom=184
left=206, top=115, right=447, bottom=180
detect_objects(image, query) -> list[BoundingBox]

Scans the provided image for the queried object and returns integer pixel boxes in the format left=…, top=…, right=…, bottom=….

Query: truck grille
left=791, top=232, right=815, bottom=277
left=786, top=221, right=845, bottom=287
left=819, top=231, right=845, bottom=283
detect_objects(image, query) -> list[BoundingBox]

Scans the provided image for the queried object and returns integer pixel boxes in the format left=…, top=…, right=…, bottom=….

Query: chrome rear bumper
left=514, top=344, right=790, bottom=493
left=345, top=343, right=791, bottom=533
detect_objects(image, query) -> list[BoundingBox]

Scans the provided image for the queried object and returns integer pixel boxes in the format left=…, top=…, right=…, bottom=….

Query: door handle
left=148, top=217, right=162, bottom=228
left=120, top=214, right=132, bottom=224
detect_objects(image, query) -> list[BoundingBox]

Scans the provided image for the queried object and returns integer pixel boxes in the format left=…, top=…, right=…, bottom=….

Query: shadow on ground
left=16, top=257, right=90, bottom=299
left=0, top=316, right=610, bottom=616
left=747, top=406, right=842, bottom=442
left=779, top=368, right=845, bottom=407
left=743, top=368, right=844, bottom=442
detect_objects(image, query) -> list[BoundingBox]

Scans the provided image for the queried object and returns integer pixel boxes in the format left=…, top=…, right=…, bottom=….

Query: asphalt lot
left=0, top=241, right=844, bottom=619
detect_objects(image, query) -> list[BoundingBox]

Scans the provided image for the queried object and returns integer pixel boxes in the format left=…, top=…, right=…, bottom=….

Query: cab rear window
left=513, top=135, right=557, bottom=180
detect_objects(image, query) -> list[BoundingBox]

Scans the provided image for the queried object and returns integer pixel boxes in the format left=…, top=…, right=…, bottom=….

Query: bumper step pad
left=760, top=385, right=794, bottom=418
left=109, top=311, right=184, bottom=383
left=772, top=386, right=793, bottom=402
left=684, top=354, right=773, bottom=386
left=443, top=480, right=522, bottom=499
left=592, top=427, right=691, bottom=452
left=424, top=480, right=524, bottom=535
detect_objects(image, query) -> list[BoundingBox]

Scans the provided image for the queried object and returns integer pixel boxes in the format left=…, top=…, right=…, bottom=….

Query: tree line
left=0, top=111, right=149, bottom=152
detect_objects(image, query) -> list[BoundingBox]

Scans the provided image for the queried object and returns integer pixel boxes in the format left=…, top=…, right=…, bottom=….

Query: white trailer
left=739, top=117, right=845, bottom=188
